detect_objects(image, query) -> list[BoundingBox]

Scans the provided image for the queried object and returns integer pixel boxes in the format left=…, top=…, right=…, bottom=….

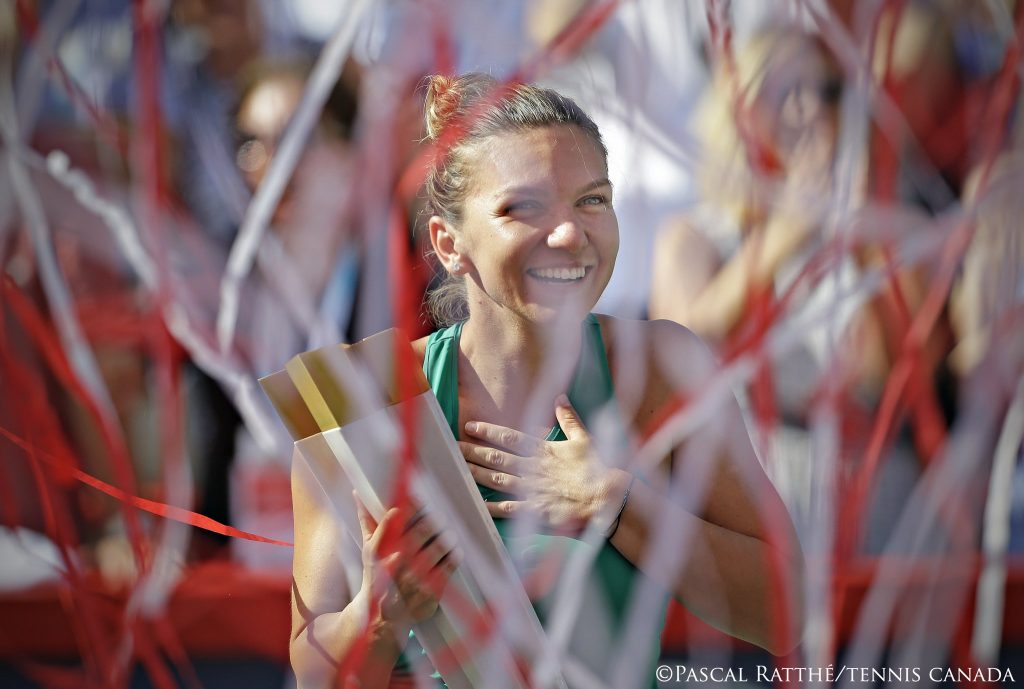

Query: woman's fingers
left=458, top=441, right=525, bottom=475
left=467, top=463, right=526, bottom=494
left=360, top=500, right=464, bottom=624
left=388, top=536, right=461, bottom=618
left=463, top=420, right=539, bottom=455
left=354, top=492, right=377, bottom=542
left=420, top=536, right=460, bottom=572
left=553, top=395, right=588, bottom=442
left=419, top=555, right=459, bottom=598
left=400, top=512, right=436, bottom=550
left=381, top=517, right=458, bottom=573
left=407, top=536, right=460, bottom=577
left=486, top=500, right=524, bottom=518
left=362, top=502, right=462, bottom=625
left=400, top=506, right=430, bottom=535
left=404, top=528, right=455, bottom=569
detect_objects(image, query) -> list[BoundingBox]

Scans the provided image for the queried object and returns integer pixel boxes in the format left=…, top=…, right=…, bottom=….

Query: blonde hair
left=421, top=73, right=606, bottom=326
left=693, top=28, right=836, bottom=228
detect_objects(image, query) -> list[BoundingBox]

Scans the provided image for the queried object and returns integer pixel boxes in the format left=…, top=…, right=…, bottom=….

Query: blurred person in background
left=2, top=0, right=173, bottom=585
left=169, top=0, right=266, bottom=245
left=186, top=56, right=364, bottom=565
left=650, top=27, right=843, bottom=346
left=870, top=0, right=1012, bottom=213
left=835, top=0, right=1017, bottom=513
left=649, top=27, right=859, bottom=542
left=164, top=0, right=270, bottom=564
left=230, top=56, right=362, bottom=371
left=854, top=0, right=1016, bottom=453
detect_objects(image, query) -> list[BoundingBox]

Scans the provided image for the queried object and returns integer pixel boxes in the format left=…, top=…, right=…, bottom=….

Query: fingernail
left=465, top=421, right=478, bottom=434
left=556, top=394, right=570, bottom=408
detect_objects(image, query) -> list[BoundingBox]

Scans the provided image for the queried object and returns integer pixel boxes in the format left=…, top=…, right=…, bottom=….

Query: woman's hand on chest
left=458, top=395, right=631, bottom=536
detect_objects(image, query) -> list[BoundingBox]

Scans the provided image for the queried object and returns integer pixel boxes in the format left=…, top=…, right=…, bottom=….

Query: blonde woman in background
left=648, top=27, right=912, bottom=549
left=650, top=27, right=842, bottom=346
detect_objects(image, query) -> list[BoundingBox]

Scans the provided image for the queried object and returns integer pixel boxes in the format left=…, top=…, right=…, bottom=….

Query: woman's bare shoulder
left=597, top=315, right=719, bottom=426
left=411, top=334, right=430, bottom=368
left=597, top=315, right=712, bottom=366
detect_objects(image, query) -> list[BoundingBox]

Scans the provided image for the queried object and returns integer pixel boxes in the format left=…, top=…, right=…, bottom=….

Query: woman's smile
left=525, top=264, right=593, bottom=283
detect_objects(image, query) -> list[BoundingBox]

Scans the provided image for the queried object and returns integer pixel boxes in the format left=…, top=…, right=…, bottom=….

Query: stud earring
left=451, top=260, right=462, bottom=275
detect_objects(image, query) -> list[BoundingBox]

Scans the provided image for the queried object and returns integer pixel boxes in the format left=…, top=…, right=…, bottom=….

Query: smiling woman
left=288, top=73, right=805, bottom=689
left=420, top=74, right=615, bottom=332
left=429, top=122, right=617, bottom=331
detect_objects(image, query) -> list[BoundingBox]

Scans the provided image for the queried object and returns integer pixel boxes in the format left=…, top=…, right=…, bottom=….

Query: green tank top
left=397, top=314, right=666, bottom=688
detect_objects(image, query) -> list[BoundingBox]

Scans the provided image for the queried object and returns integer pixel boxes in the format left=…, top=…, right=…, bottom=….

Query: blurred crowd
left=1, top=0, right=1023, bottom=599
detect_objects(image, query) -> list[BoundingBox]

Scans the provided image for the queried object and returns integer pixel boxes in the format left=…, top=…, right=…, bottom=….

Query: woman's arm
left=291, top=450, right=459, bottom=689
left=606, top=467, right=804, bottom=656
left=611, top=319, right=805, bottom=655
left=289, top=451, right=409, bottom=689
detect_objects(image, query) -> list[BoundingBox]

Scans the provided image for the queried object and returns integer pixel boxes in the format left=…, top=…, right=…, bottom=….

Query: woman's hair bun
left=423, top=73, right=496, bottom=140
left=424, top=75, right=461, bottom=140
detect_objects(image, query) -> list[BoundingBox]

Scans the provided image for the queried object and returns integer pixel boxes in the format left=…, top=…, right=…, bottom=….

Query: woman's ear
left=429, top=215, right=468, bottom=275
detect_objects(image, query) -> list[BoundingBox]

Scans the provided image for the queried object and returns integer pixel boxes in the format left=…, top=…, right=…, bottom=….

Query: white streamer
left=972, top=376, right=1024, bottom=662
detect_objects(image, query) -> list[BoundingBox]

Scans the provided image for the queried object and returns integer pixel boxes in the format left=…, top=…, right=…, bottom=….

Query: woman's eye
left=579, top=194, right=608, bottom=206
left=501, top=201, right=540, bottom=216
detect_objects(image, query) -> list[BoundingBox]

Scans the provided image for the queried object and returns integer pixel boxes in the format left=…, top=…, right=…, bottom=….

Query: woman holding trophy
left=288, top=74, right=804, bottom=689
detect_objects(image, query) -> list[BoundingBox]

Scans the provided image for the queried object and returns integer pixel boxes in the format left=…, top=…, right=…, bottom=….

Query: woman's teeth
left=529, top=266, right=586, bottom=281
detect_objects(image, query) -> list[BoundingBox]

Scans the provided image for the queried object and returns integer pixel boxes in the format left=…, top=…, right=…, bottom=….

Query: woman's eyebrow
left=491, top=177, right=612, bottom=200
left=491, top=184, right=547, bottom=199
left=576, top=177, right=612, bottom=195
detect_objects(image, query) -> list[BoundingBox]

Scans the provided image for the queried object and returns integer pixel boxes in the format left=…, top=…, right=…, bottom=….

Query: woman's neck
left=458, top=306, right=584, bottom=433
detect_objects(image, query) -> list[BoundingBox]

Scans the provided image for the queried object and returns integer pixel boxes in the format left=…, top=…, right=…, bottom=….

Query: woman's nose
left=547, top=219, right=588, bottom=252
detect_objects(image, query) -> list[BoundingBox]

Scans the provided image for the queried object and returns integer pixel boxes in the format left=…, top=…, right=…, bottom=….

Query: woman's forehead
left=468, top=125, right=608, bottom=197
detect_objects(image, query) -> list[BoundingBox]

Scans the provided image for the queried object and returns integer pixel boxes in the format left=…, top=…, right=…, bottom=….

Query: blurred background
left=1, top=0, right=1023, bottom=687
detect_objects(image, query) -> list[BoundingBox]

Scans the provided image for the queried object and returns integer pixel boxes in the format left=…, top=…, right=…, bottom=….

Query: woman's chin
left=520, top=299, right=594, bottom=327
